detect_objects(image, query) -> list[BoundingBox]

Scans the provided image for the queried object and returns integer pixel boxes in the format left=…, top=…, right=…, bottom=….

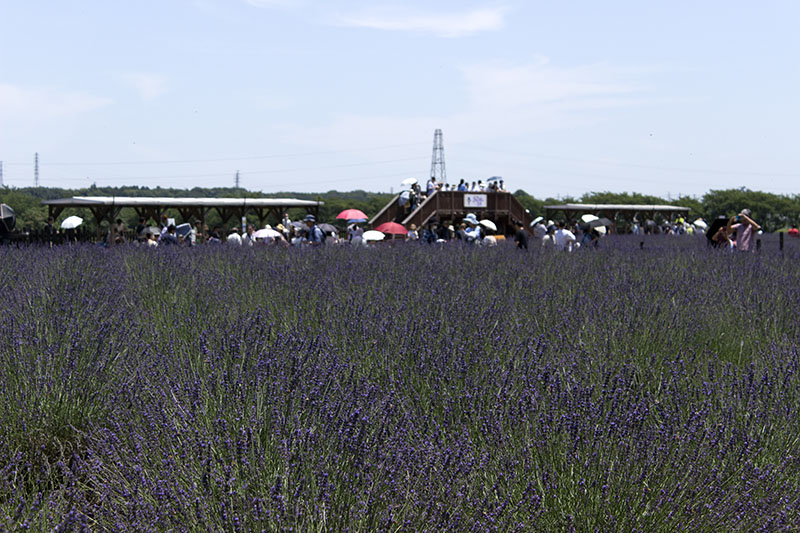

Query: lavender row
left=1, top=242, right=799, bottom=531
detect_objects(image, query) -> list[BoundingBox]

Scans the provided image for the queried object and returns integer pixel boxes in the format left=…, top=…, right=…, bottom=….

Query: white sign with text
left=464, top=194, right=487, bottom=209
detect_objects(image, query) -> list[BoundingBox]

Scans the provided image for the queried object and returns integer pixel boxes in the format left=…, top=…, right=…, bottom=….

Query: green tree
left=702, top=188, right=797, bottom=232
left=512, top=190, right=544, bottom=217
left=0, top=187, right=48, bottom=230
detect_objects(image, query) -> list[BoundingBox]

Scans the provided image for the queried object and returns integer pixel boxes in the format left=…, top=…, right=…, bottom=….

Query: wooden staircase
left=370, top=191, right=535, bottom=235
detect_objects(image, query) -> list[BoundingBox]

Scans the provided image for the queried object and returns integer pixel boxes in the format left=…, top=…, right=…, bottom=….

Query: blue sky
left=1, top=0, right=798, bottom=198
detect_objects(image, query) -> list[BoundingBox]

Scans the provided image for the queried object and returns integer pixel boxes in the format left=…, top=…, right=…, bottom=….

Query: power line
left=1, top=142, right=429, bottom=167
left=33, top=169, right=421, bottom=188
left=33, top=156, right=428, bottom=182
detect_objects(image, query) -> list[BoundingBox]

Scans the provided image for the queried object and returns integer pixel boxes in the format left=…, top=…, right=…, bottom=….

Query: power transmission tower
left=430, top=129, right=447, bottom=186
left=235, top=170, right=240, bottom=189
left=34, top=152, right=39, bottom=187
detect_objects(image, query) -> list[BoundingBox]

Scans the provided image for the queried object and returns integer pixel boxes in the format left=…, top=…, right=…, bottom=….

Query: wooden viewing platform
left=370, top=190, right=534, bottom=234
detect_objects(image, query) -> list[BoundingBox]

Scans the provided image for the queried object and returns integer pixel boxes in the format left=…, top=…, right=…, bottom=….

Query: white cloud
left=120, top=72, right=169, bottom=102
left=337, top=6, right=507, bottom=37
left=459, top=60, right=640, bottom=114
left=278, top=59, right=645, bottom=151
left=0, top=83, right=112, bottom=121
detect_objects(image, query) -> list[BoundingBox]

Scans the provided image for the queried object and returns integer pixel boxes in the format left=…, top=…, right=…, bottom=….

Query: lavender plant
left=1, top=237, right=799, bottom=531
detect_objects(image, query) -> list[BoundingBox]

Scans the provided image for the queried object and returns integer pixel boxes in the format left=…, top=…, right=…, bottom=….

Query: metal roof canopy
left=545, top=203, right=690, bottom=222
left=42, top=196, right=323, bottom=227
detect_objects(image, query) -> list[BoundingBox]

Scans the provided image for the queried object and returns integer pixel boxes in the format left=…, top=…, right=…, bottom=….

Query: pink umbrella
left=375, top=222, right=407, bottom=235
left=337, top=209, right=368, bottom=220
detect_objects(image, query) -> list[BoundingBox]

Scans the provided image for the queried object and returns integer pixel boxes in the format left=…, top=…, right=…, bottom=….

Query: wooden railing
left=371, top=190, right=535, bottom=234
left=368, top=193, right=402, bottom=227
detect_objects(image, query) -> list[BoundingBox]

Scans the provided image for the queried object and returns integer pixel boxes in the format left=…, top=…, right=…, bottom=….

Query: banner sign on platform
left=464, top=194, right=487, bottom=209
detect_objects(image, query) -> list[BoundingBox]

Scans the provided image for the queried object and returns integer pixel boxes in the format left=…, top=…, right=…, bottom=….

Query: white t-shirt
left=554, top=229, right=576, bottom=251
left=227, top=232, right=243, bottom=245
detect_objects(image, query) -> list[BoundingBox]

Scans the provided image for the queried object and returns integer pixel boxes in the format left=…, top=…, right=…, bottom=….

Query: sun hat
left=303, top=214, right=316, bottom=222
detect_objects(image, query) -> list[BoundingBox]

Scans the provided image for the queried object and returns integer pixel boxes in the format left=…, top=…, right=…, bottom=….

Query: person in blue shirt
left=160, top=224, right=179, bottom=246
left=303, top=214, right=325, bottom=246
left=457, top=179, right=467, bottom=192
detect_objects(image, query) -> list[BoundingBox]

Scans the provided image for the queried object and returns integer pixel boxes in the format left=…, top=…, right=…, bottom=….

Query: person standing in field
left=111, top=218, right=127, bottom=245
left=227, top=226, right=243, bottom=245
left=541, top=225, right=556, bottom=248
left=554, top=221, right=576, bottom=252
left=726, top=209, right=760, bottom=252
left=158, top=214, right=169, bottom=242
left=243, top=225, right=257, bottom=246
left=44, top=216, right=58, bottom=246
left=712, top=225, right=733, bottom=249
left=532, top=220, right=547, bottom=240
left=406, top=223, right=419, bottom=241
left=135, top=217, right=147, bottom=239
left=463, top=214, right=482, bottom=243
left=160, top=225, right=179, bottom=246
left=303, top=214, right=325, bottom=246
left=514, top=220, right=529, bottom=250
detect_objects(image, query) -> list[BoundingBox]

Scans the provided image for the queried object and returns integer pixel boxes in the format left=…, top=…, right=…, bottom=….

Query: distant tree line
left=1, top=185, right=798, bottom=233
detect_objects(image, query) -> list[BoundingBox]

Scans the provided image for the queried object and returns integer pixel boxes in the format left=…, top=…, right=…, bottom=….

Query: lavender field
left=2, top=237, right=800, bottom=531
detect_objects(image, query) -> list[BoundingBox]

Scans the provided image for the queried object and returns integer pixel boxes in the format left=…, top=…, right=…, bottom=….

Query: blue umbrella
left=175, top=223, right=192, bottom=238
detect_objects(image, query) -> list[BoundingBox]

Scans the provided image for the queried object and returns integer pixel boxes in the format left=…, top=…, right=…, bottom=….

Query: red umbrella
left=375, top=222, right=407, bottom=235
left=337, top=209, right=368, bottom=220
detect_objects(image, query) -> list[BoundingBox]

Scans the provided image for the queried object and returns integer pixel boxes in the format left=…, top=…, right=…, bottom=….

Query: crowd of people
left=398, top=177, right=510, bottom=216
left=130, top=213, right=335, bottom=248
left=32, top=203, right=774, bottom=254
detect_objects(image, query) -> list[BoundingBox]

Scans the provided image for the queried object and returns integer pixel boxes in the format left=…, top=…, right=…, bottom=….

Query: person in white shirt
left=348, top=223, right=364, bottom=246
left=541, top=225, right=556, bottom=248
left=463, top=214, right=482, bottom=243
left=158, top=214, right=169, bottom=242
left=227, top=226, right=243, bottom=245
left=554, top=222, right=576, bottom=251
left=243, top=225, right=257, bottom=246
left=532, top=220, right=547, bottom=240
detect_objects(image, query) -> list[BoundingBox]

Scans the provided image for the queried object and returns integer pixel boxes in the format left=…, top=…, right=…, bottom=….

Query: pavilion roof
left=41, top=196, right=322, bottom=208
left=544, top=203, right=689, bottom=212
